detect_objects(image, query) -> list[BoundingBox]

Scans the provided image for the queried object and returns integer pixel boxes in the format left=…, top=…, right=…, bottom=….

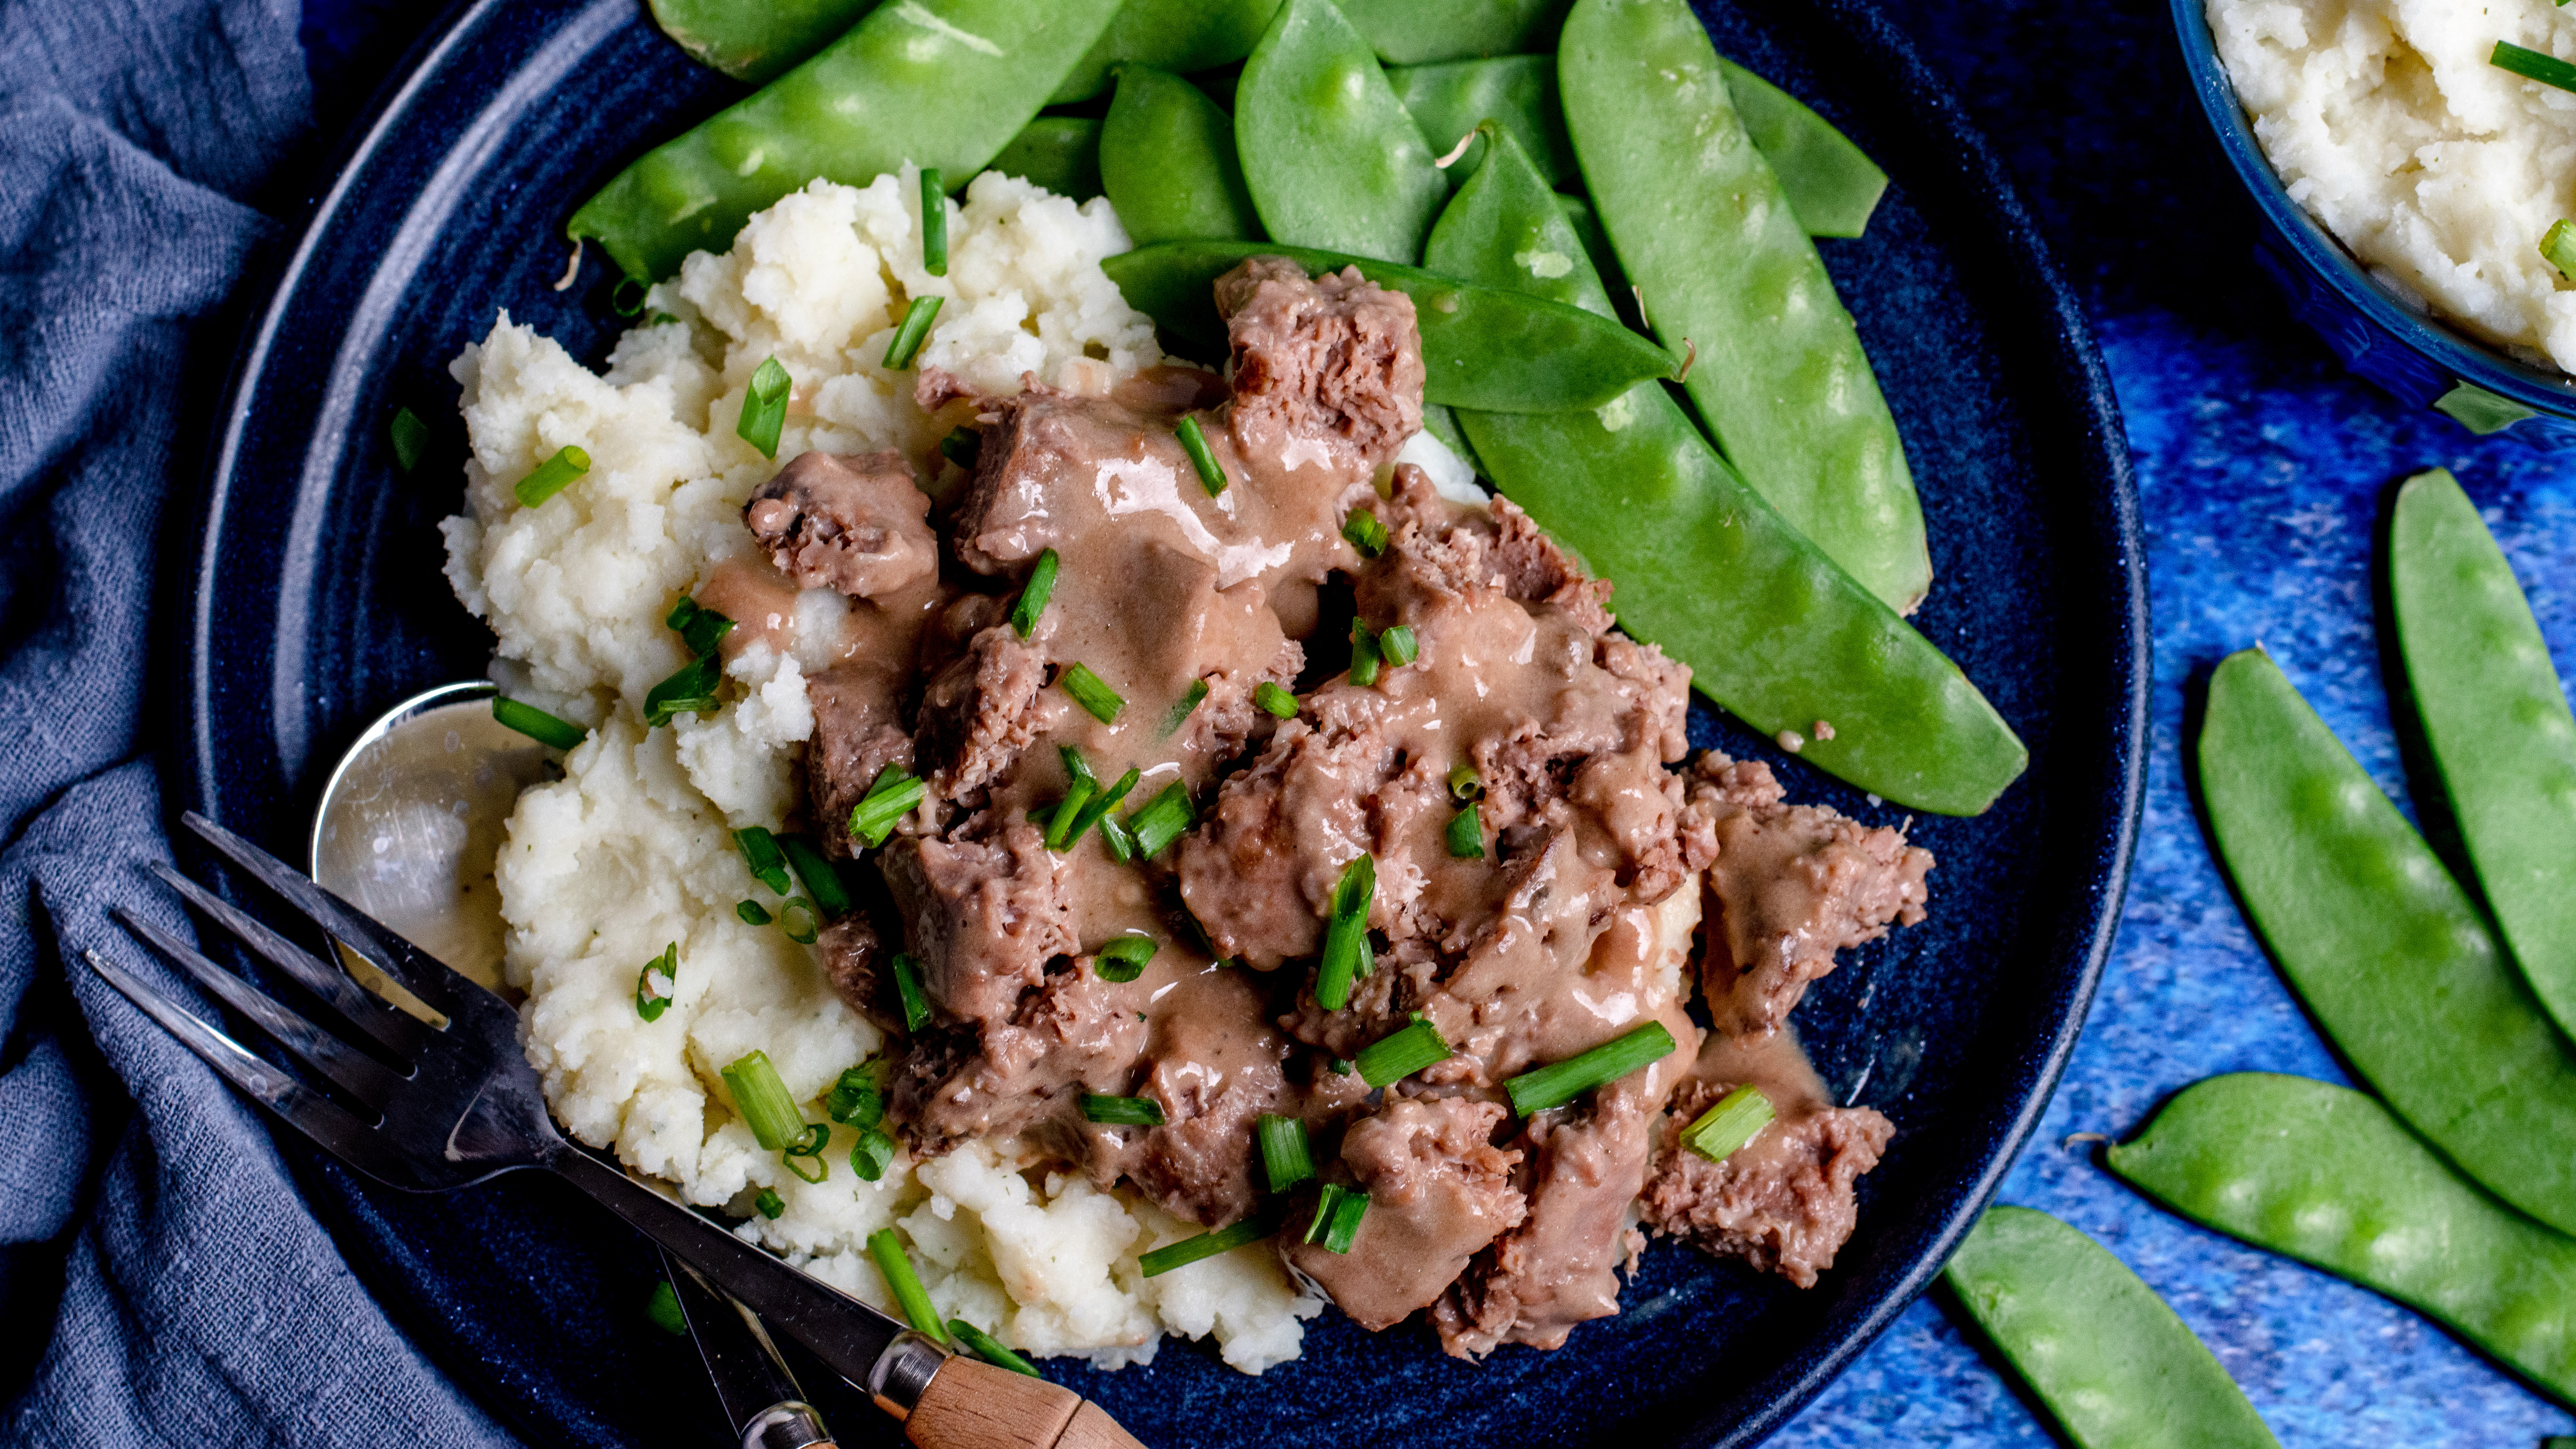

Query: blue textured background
left=292, top=0, right=2576, bottom=1442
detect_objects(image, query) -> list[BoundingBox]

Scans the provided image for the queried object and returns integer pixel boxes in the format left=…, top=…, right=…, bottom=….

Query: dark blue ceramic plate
left=180, top=1, right=2142, bottom=1444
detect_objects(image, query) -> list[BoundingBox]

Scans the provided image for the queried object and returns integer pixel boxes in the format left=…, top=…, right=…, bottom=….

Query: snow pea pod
left=1099, top=67, right=1258, bottom=243
left=2198, top=647, right=2576, bottom=1237
left=569, top=0, right=1123, bottom=281
left=2388, top=468, right=2576, bottom=1044
left=1427, top=131, right=2022, bottom=814
left=1100, top=239, right=1676, bottom=413
left=1349, top=0, right=1572, bottom=64
left=1944, top=1206, right=2280, bottom=1449
left=1387, top=55, right=1576, bottom=188
left=1235, top=0, right=1446, bottom=263
left=647, top=0, right=879, bottom=84
left=1716, top=58, right=1887, bottom=240
left=1048, top=0, right=1282, bottom=103
left=1560, top=0, right=1930, bottom=613
left=987, top=116, right=1101, bottom=201
left=2109, top=1072, right=2576, bottom=1406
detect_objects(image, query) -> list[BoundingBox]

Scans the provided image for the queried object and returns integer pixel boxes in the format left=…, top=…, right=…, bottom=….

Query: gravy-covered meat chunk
left=1085, top=970, right=1294, bottom=1227
left=1215, top=256, right=1425, bottom=475
left=879, top=820, right=1072, bottom=1028
left=1640, top=1080, right=1896, bottom=1288
left=1286, top=1098, right=1526, bottom=1331
left=913, top=617, right=1054, bottom=802
left=744, top=450, right=936, bottom=599
left=805, top=665, right=914, bottom=859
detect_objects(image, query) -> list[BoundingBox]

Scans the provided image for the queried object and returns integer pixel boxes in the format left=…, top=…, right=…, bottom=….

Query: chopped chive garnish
left=1061, top=767, right=1141, bottom=850
left=1164, top=680, right=1211, bottom=735
left=1354, top=1016, right=1451, bottom=1088
left=826, top=1061, right=887, bottom=1126
left=1348, top=620, right=1382, bottom=687
left=1125, top=782, right=1196, bottom=858
left=390, top=406, right=429, bottom=472
left=866, top=1229, right=949, bottom=1344
left=668, top=596, right=736, bottom=658
left=1303, top=1184, right=1346, bottom=1244
left=513, top=444, right=591, bottom=508
left=779, top=835, right=854, bottom=918
left=1060, top=662, right=1125, bottom=723
left=1011, top=548, right=1060, bottom=638
left=1081, top=1092, right=1166, bottom=1125
left=940, top=427, right=981, bottom=470
left=778, top=897, right=820, bottom=945
left=1447, top=764, right=1483, bottom=801
left=642, top=654, right=723, bottom=727
left=1315, top=855, right=1376, bottom=1011
left=1342, top=508, right=1388, bottom=557
left=1683, top=1084, right=1776, bottom=1163
left=612, top=277, right=648, bottom=317
left=1098, top=812, right=1138, bottom=863
left=734, top=826, right=793, bottom=894
left=634, top=942, right=678, bottom=1022
left=2544, top=219, right=2576, bottom=280
left=1258, top=1114, right=1315, bottom=1192
left=755, top=1188, right=784, bottom=1219
left=647, top=311, right=681, bottom=327
left=849, top=764, right=925, bottom=848
left=1304, top=1184, right=1368, bottom=1254
left=1330, top=1057, right=1356, bottom=1077
left=646, top=1280, right=688, bottom=1335
left=721, top=1050, right=806, bottom=1151
left=850, top=1124, right=898, bottom=1181
left=882, top=294, right=944, bottom=370
left=892, top=951, right=931, bottom=1032
left=1139, top=1209, right=1279, bottom=1278
left=1378, top=625, right=1419, bottom=668
left=2494, top=39, right=2576, bottom=94
left=948, top=1318, right=1042, bottom=1378
left=920, top=167, right=948, bottom=276
left=1446, top=804, right=1485, bottom=860
left=736, top=355, right=791, bottom=459
left=782, top=1122, right=830, bottom=1183
left=1176, top=415, right=1228, bottom=496
left=492, top=696, right=586, bottom=750
left=1254, top=681, right=1298, bottom=718
left=1505, top=1021, right=1679, bottom=1116
left=1093, top=934, right=1158, bottom=982
left=1046, top=777, right=1098, bottom=850
left=737, top=899, right=774, bottom=926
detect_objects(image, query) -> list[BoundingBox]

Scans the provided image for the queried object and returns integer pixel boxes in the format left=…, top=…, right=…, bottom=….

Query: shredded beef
left=1640, top=1081, right=1896, bottom=1288
left=1214, top=256, right=1424, bottom=474
left=913, top=621, right=1054, bottom=802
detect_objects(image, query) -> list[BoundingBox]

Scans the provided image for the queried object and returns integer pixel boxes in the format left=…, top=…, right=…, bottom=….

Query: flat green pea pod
left=2108, top=1072, right=2576, bottom=1405
left=1348, top=0, right=1572, bottom=64
left=1717, top=58, right=1887, bottom=240
left=986, top=116, right=1102, bottom=201
left=1560, top=0, right=1930, bottom=614
left=570, top=0, right=1124, bottom=281
left=1388, top=55, right=1575, bottom=188
left=1100, top=67, right=1258, bottom=243
left=1235, top=0, right=1446, bottom=263
left=1100, top=239, right=1677, bottom=414
left=1048, top=0, right=1282, bottom=103
left=647, top=0, right=880, bottom=84
left=1944, top=1206, right=2281, bottom=1449
left=2199, top=647, right=2576, bottom=1237
left=2388, top=467, right=2576, bottom=1044
left=1427, top=129, right=2021, bottom=813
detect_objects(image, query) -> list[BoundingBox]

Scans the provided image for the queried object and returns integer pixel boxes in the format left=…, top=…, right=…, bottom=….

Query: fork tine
left=180, top=811, right=471, bottom=1013
left=113, top=907, right=409, bottom=1110
left=147, top=860, right=431, bottom=1059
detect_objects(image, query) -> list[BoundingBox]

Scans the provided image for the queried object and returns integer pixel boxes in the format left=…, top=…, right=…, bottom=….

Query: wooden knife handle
left=902, top=1357, right=1146, bottom=1449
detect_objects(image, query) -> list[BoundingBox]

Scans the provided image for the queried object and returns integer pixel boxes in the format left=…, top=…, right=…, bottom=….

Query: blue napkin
left=0, top=0, right=514, bottom=1440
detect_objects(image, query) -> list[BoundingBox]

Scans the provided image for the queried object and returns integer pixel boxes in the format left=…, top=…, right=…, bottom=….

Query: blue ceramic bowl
left=2172, top=0, right=2576, bottom=444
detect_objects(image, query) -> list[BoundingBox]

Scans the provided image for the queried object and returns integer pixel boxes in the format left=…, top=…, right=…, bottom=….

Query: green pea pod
left=2198, top=647, right=2576, bottom=1237
left=1560, top=0, right=1930, bottom=614
left=1100, top=68, right=1259, bottom=243
left=647, top=0, right=881, bottom=84
left=1427, top=130, right=2021, bottom=814
left=1236, top=0, right=1446, bottom=263
left=987, top=116, right=1102, bottom=201
left=1099, top=239, right=1677, bottom=414
left=1348, top=0, right=1572, bottom=64
left=2109, top=1072, right=2576, bottom=1405
left=1716, top=58, right=1887, bottom=240
left=1387, top=55, right=1576, bottom=189
left=1048, top=0, right=1283, bottom=103
left=569, top=0, right=1124, bottom=281
left=2388, top=467, right=2576, bottom=1044
left=1944, top=1206, right=2281, bottom=1449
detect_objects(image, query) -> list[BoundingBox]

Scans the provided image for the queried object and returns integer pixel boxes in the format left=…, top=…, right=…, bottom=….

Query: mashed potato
left=440, top=169, right=1320, bottom=1373
left=2209, top=0, right=2576, bottom=369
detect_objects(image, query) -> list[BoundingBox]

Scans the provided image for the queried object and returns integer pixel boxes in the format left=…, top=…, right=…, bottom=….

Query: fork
left=91, top=811, right=1142, bottom=1449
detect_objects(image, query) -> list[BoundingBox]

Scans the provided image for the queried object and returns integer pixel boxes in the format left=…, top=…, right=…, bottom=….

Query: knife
left=663, top=1247, right=838, bottom=1449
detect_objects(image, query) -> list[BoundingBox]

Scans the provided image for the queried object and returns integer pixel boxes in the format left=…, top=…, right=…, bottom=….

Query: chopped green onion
left=1164, top=680, right=1211, bottom=735
left=2544, top=219, right=2576, bottom=280
left=940, top=427, right=980, bottom=470
left=948, top=1319, right=1042, bottom=1378
left=1505, top=1022, right=1680, bottom=1116
left=1125, top=782, right=1196, bottom=858
left=1254, top=681, right=1298, bottom=719
left=647, top=311, right=681, bottom=327
left=390, top=406, right=429, bottom=472
left=1093, top=935, right=1157, bottom=983
left=1061, top=767, right=1141, bottom=850
left=1682, top=1084, right=1776, bottom=1163
left=826, top=1062, right=887, bottom=1126
left=1446, top=804, right=1484, bottom=859
left=778, top=897, right=820, bottom=945
left=1060, top=662, right=1125, bottom=723
left=2494, top=40, right=2576, bottom=94
left=1330, top=1057, right=1356, bottom=1078
left=1303, top=1184, right=1368, bottom=1254
left=492, top=696, right=585, bottom=750
left=612, top=277, right=648, bottom=317
left=1447, top=764, right=1483, bottom=801
left=866, top=1229, right=949, bottom=1344
left=892, top=952, right=931, bottom=1032
left=850, top=1124, right=898, bottom=1181
left=668, top=596, right=736, bottom=658
left=737, top=355, right=790, bottom=459
left=782, top=1121, right=830, bottom=1183
left=1045, top=772, right=1100, bottom=854
left=1342, top=508, right=1388, bottom=557
left=849, top=764, right=925, bottom=848
left=778, top=835, right=854, bottom=918
left=920, top=167, right=948, bottom=276
left=1063, top=742, right=1099, bottom=790
left=513, top=444, right=591, bottom=508
left=1354, top=1016, right=1451, bottom=1089
left=1139, top=1209, right=1279, bottom=1278
left=646, top=1280, right=688, bottom=1335
left=1378, top=625, right=1419, bottom=668
left=734, top=826, right=793, bottom=894
left=1081, top=1092, right=1166, bottom=1125
left=722, top=1050, right=806, bottom=1151
left=1098, top=813, right=1138, bottom=863
left=634, top=942, right=678, bottom=1022
left=756, top=1187, right=785, bottom=1219
left=1175, top=415, right=1228, bottom=496
left=882, top=294, right=944, bottom=370
left=1348, top=620, right=1382, bottom=687
left=736, top=899, right=773, bottom=926
left=1258, top=1114, right=1314, bottom=1192
left=1315, top=855, right=1376, bottom=1011
left=1011, top=548, right=1059, bottom=638
left=642, top=654, right=723, bottom=727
